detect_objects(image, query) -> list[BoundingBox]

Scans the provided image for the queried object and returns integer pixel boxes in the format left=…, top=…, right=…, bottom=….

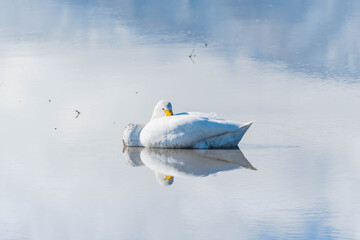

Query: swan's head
left=151, top=100, right=173, bottom=119
left=155, top=172, right=174, bottom=186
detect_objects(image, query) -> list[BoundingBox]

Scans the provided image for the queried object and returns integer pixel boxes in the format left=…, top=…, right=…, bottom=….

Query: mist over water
left=1, top=1, right=360, bottom=239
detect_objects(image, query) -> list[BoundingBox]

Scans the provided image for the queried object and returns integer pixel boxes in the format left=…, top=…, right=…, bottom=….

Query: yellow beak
left=165, top=176, right=174, bottom=180
left=164, top=110, right=173, bottom=116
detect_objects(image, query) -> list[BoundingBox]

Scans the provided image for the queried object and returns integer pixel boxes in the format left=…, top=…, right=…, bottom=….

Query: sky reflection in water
left=0, top=0, right=360, bottom=240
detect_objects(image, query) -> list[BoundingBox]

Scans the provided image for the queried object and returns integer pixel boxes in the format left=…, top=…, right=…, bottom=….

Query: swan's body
left=122, top=100, right=253, bottom=149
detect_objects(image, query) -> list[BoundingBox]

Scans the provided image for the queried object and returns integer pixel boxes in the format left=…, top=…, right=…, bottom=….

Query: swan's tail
left=200, top=122, right=254, bottom=149
left=240, top=121, right=253, bottom=134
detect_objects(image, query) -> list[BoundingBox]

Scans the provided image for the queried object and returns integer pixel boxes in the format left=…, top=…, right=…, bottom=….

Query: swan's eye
left=161, top=108, right=164, bottom=110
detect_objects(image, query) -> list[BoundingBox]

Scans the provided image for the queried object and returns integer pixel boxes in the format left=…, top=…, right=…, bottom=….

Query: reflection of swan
left=122, top=147, right=144, bottom=167
left=123, top=147, right=256, bottom=186
left=123, top=100, right=253, bottom=149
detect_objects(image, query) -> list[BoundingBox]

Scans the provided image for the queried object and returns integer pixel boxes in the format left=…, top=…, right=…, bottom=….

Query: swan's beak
left=165, top=175, right=174, bottom=180
left=164, top=110, right=173, bottom=116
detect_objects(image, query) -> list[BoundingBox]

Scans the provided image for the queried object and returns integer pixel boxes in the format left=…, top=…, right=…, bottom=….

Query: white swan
left=123, top=100, right=253, bottom=149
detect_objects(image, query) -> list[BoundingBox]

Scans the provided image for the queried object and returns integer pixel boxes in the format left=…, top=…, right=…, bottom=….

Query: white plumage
left=122, top=100, right=253, bottom=149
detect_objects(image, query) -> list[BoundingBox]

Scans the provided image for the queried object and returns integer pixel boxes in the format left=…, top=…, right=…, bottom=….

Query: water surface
left=1, top=0, right=360, bottom=239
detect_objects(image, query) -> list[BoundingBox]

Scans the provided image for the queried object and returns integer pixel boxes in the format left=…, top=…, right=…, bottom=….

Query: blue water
left=0, top=1, right=359, bottom=239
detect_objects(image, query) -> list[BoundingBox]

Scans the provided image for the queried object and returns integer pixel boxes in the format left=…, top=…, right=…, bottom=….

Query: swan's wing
left=175, top=112, right=218, bottom=119
left=195, top=122, right=253, bottom=148
left=140, top=115, right=247, bottom=148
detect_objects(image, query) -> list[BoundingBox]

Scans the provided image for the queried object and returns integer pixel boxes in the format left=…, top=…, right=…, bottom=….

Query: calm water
left=1, top=0, right=360, bottom=239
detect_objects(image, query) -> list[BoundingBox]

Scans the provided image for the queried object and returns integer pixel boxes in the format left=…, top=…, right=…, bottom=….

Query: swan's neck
left=151, top=109, right=173, bottom=120
left=151, top=108, right=166, bottom=119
